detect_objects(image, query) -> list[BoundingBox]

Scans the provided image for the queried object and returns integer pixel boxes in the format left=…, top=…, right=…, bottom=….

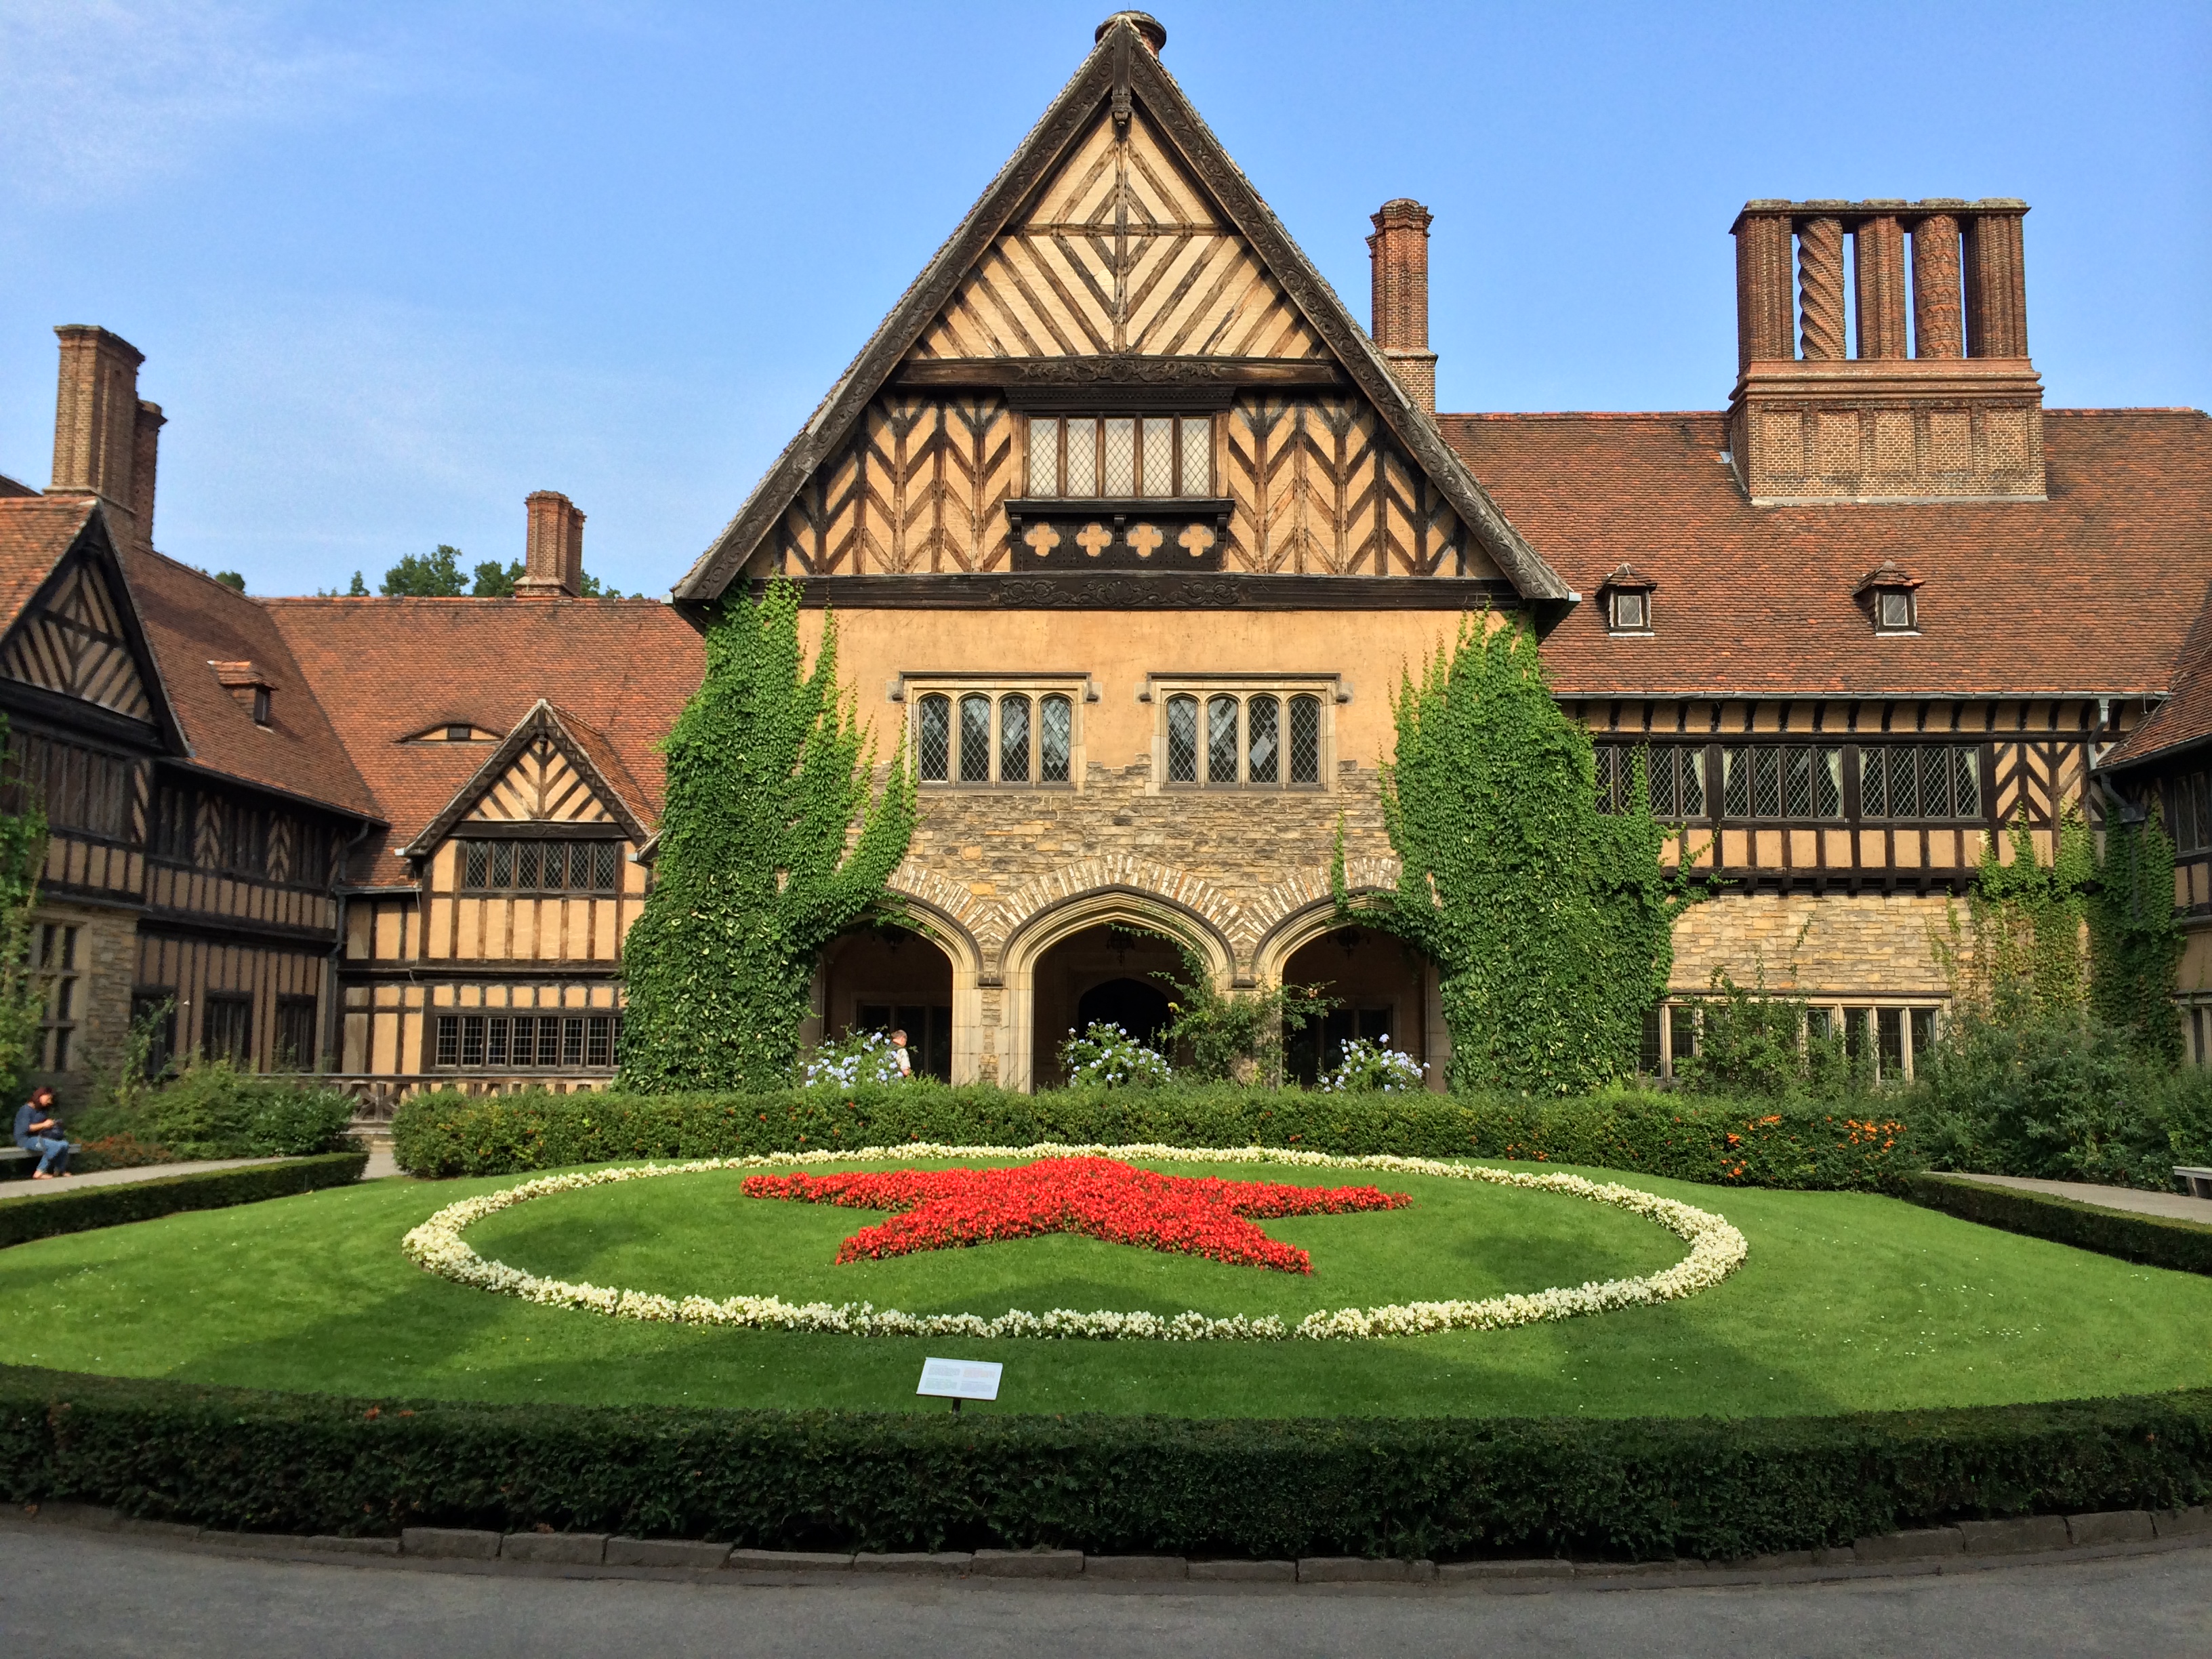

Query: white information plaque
left=917, top=1357, right=1003, bottom=1405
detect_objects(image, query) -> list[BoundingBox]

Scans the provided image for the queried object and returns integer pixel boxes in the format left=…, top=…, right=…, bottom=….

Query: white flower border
left=401, top=1143, right=1748, bottom=1343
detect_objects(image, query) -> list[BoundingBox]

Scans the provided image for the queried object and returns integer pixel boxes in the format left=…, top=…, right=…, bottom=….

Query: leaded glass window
left=1288, top=695, right=1322, bottom=785
left=916, top=694, right=951, bottom=782
left=1247, top=695, right=1279, bottom=784
left=1180, top=416, right=1211, bottom=496
left=1065, top=417, right=1097, bottom=496
left=1027, top=417, right=1059, bottom=496
left=1023, top=414, right=1211, bottom=496
left=1103, top=417, right=1135, bottom=494
left=998, top=695, right=1031, bottom=783
left=1142, top=417, right=1173, bottom=497
left=1040, top=695, right=1072, bottom=783
left=1859, top=745, right=1982, bottom=820
left=1207, top=695, right=1239, bottom=784
left=958, top=694, right=991, bottom=783
left=1166, top=695, right=1199, bottom=783
left=1721, top=745, right=1843, bottom=819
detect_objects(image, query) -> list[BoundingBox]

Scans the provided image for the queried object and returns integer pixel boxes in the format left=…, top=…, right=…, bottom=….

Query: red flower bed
left=740, top=1156, right=1412, bottom=1273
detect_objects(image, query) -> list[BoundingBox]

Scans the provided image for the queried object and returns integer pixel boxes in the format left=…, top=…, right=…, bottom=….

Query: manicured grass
left=1, top=1155, right=2209, bottom=1420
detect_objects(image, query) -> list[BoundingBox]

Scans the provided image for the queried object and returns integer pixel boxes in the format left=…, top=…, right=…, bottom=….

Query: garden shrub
left=799, top=1029, right=907, bottom=1090
left=1057, top=1023, right=1173, bottom=1088
left=1315, top=1038, right=1425, bottom=1093
left=390, top=1083, right=1918, bottom=1190
left=68, top=1061, right=357, bottom=1162
left=0, top=1153, right=366, bottom=1250
left=0, top=1364, right=2204, bottom=1560
left=1902, top=1173, right=2212, bottom=1277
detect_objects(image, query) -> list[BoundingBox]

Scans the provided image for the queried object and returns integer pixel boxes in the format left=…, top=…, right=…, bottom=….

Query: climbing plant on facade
left=0, top=716, right=47, bottom=1100
left=617, top=580, right=915, bottom=1092
left=1931, top=806, right=2093, bottom=1025
left=2088, top=805, right=2184, bottom=1063
left=1332, top=615, right=1692, bottom=1094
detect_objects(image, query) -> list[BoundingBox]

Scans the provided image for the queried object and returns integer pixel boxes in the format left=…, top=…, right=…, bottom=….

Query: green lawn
left=1, top=1155, right=2207, bottom=1420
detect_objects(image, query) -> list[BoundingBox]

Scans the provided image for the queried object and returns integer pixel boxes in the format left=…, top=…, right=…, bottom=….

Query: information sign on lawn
left=918, top=1357, right=1002, bottom=1409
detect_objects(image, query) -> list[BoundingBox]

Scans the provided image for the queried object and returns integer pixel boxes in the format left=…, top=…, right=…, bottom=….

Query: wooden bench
left=2177, top=1167, right=2212, bottom=1202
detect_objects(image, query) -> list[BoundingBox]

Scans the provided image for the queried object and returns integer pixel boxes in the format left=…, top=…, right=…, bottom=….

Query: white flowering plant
left=1057, top=1022, right=1172, bottom=1088
left=1317, top=1036, right=1426, bottom=1093
left=798, top=1028, right=907, bottom=1089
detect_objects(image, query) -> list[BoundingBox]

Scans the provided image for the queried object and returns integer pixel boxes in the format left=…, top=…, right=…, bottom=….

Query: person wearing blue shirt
left=14, top=1086, right=71, bottom=1179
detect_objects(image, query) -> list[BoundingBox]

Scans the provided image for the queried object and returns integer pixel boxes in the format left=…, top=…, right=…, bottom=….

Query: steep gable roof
left=674, top=16, right=1567, bottom=604
left=403, top=699, right=653, bottom=856
left=2101, top=577, right=2212, bottom=773
left=262, top=596, right=703, bottom=882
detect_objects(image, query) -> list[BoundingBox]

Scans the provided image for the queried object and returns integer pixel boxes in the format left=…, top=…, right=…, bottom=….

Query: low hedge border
left=0, top=1153, right=369, bottom=1250
left=1902, top=1174, right=2212, bottom=1277
left=392, top=1086, right=1916, bottom=1191
left=0, top=1366, right=2203, bottom=1562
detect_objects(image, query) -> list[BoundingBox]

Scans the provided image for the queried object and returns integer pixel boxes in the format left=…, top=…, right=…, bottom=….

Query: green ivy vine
left=617, top=581, right=915, bottom=1092
left=1333, top=615, right=1696, bottom=1094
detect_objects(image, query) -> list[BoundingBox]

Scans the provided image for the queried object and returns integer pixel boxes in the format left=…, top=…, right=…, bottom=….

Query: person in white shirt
left=888, top=1029, right=914, bottom=1080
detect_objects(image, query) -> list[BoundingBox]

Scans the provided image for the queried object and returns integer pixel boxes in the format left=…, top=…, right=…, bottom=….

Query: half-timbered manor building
left=2, top=12, right=2208, bottom=1107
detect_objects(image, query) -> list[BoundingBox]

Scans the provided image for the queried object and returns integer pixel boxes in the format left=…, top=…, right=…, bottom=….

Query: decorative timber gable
left=0, top=506, right=172, bottom=740
left=676, top=14, right=1568, bottom=608
left=404, top=701, right=651, bottom=857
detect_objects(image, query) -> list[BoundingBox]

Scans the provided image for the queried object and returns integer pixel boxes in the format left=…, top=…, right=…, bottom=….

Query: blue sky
left=0, top=1, right=2204, bottom=598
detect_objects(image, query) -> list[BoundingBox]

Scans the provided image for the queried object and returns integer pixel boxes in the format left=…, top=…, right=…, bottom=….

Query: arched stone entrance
left=1029, top=925, right=1185, bottom=1087
left=813, top=924, right=958, bottom=1081
left=1262, top=907, right=1449, bottom=1090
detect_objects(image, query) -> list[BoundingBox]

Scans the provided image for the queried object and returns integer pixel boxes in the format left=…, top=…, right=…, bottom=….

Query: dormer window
left=1598, top=565, right=1656, bottom=635
left=251, top=687, right=272, bottom=726
left=209, top=661, right=274, bottom=726
left=1856, top=561, right=1924, bottom=636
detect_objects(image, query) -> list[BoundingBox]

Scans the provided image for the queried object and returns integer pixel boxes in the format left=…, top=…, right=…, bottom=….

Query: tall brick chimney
left=1368, top=199, right=1437, bottom=414
left=1726, top=199, right=2041, bottom=505
left=517, top=491, right=584, bottom=598
left=49, top=325, right=161, bottom=552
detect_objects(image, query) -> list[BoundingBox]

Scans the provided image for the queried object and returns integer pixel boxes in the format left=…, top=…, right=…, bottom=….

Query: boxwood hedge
left=390, top=1085, right=1916, bottom=1191
left=1903, top=1173, right=2212, bottom=1277
left=0, top=1366, right=2203, bottom=1561
left=0, top=1153, right=367, bottom=1250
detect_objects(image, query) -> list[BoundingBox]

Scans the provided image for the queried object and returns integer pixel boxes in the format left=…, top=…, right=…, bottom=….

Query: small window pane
left=1207, top=695, right=1240, bottom=784
left=1954, top=747, right=1981, bottom=819
left=538, top=1018, right=562, bottom=1065
left=542, top=843, right=567, bottom=889
left=1180, top=416, right=1210, bottom=495
left=999, top=695, right=1031, bottom=784
left=1919, top=747, right=1951, bottom=818
left=1103, top=417, right=1134, bottom=494
left=464, top=842, right=488, bottom=890
left=1784, top=747, right=1814, bottom=818
left=434, top=1016, right=459, bottom=1067
left=1064, top=417, right=1097, bottom=496
left=510, top=1017, right=533, bottom=1066
left=1683, top=748, right=1706, bottom=817
left=1040, top=695, right=1072, bottom=783
left=1890, top=749, right=1919, bottom=819
left=491, top=842, right=514, bottom=887
left=958, top=694, right=991, bottom=783
left=487, top=1017, right=510, bottom=1067
left=516, top=842, right=541, bottom=889
left=1816, top=747, right=1842, bottom=817
left=1288, top=695, right=1322, bottom=785
left=593, top=842, right=619, bottom=891
left=917, top=694, right=951, bottom=782
left=1247, top=695, right=1279, bottom=784
left=586, top=1015, right=613, bottom=1067
left=1027, top=417, right=1060, bottom=495
left=1723, top=747, right=1749, bottom=817
left=1860, top=749, right=1886, bottom=817
left=1753, top=750, right=1781, bottom=818
left=1878, top=1007, right=1904, bottom=1077
left=461, top=1016, right=485, bottom=1067
left=1909, top=1006, right=1936, bottom=1063
left=1879, top=590, right=1914, bottom=629
left=1166, top=695, right=1198, bottom=783
left=1612, top=591, right=1646, bottom=630
left=1141, top=417, right=1173, bottom=497
left=562, top=1018, right=586, bottom=1067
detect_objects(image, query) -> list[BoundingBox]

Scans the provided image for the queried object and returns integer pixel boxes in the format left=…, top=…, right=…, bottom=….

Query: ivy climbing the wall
left=0, top=716, right=47, bottom=1101
left=2089, top=806, right=2185, bottom=1065
left=617, top=581, right=915, bottom=1093
left=1332, top=616, right=1694, bottom=1094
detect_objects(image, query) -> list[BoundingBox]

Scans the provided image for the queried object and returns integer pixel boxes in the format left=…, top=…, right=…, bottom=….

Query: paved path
left=0, top=1525, right=2205, bottom=1658
left=0, top=1156, right=280, bottom=1198
left=1952, top=1171, right=2212, bottom=1224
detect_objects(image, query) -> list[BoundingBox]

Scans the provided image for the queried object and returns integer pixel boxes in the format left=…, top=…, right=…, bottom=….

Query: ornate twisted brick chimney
left=517, top=491, right=585, bottom=598
left=1727, top=199, right=2043, bottom=504
left=1368, top=199, right=1437, bottom=414
left=49, top=325, right=165, bottom=554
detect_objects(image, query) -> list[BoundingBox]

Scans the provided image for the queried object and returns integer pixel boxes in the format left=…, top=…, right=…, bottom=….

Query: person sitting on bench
left=14, top=1086, right=71, bottom=1179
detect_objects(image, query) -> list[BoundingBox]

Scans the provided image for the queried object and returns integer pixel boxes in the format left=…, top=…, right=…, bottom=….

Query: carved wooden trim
left=743, top=574, right=1523, bottom=611
left=895, top=356, right=1347, bottom=394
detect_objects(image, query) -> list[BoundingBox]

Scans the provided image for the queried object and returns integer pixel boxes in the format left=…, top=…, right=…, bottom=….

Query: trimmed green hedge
left=0, top=1153, right=368, bottom=1250
left=0, top=1366, right=2203, bottom=1560
left=1904, top=1173, right=2212, bottom=1277
left=391, top=1086, right=1917, bottom=1191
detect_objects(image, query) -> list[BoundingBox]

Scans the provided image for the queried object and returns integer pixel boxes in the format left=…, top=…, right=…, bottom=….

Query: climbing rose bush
left=1058, top=1022, right=1172, bottom=1088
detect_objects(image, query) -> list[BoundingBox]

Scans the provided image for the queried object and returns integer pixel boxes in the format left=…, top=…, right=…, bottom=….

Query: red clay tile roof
left=1441, top=408, right=2212, bottom=700
left=2099, top=578, right=2212, bottom=772
left=0, top=496, right=98, bottom=639
left=121, top=547, right=379, bottom=819
left=262, top=597, right=703, bottom=882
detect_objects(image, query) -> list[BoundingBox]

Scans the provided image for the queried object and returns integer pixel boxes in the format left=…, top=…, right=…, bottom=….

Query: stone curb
left=18, top=1503, right=2212, bottom=1582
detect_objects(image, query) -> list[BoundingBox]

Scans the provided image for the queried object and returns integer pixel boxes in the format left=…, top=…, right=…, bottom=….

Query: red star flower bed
left=739, top=1156, right=1412, bottom=1273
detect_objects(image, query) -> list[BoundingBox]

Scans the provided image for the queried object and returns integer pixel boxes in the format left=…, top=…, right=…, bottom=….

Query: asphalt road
left=3, top=1529, right=2208, bottom=1659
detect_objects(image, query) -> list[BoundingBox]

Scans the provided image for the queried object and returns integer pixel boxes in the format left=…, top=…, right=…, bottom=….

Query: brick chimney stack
left=517, top=491, right=585, bottom=598
left=1368, top=199, right=1437, bottom=414
left=1726, top=199, right=2041, bottom=505
left=49, top=325, right=161, bottom=552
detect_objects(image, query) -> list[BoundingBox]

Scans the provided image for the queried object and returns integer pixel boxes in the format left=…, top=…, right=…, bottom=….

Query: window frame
left=1871, top=586, right=1919, bottom=634
left=454, top=835, right=625, bottom=895
left=1605, top=588, right=1653, bottom=634
left=904, top=676, right=1088, bottom=790
left=1148, top=677, right=1336, bottom=792
left=1024, top=412, right=1216, bottom=500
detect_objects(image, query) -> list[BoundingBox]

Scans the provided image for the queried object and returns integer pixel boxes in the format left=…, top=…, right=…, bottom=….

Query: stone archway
left=1257, top=900, right=1450, bottom=1090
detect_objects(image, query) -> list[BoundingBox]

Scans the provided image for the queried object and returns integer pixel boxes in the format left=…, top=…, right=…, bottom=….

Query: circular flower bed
left=401, top=1143, right=1749, bottom=1343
